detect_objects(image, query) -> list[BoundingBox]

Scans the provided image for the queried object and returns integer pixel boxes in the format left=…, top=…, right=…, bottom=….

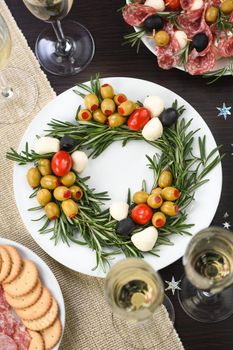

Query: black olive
left=144, top=15, right=164, bottom=31
left=160, top=108, right=179, bottom=127
left=192, top=33, right=209, bottom=52
left=116, top=218, right=136, bottom=236
left=60, top=135, right=77, bottom=152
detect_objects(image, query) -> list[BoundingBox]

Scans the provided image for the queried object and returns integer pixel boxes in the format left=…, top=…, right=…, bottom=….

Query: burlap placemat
left=0, top=1, right=184, bottom=349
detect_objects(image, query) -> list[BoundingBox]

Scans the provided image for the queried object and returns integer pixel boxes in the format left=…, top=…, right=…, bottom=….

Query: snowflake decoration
left=223, top=222, right=231, bottom=229
left=165, top=276, right=181, bottom=295
left=223, top=212, right=229, bottom=219
left=217, top=103, right=231, bottom=120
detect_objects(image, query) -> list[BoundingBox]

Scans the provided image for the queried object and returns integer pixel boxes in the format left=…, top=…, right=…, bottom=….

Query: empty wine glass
left=0, top=14, right=38, bottom=124
left=22, top=0, right=95, bottom=76
left=105, top=258, right=175, bottom=349
left=178, top=227, right=233, bottom=323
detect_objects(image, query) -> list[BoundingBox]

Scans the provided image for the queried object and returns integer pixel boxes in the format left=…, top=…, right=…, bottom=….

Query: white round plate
left=0, top=237, right=65, bottom=349
left=126, top=0, right=230, bottom=75
left=13, top=77, right=222, bottom=278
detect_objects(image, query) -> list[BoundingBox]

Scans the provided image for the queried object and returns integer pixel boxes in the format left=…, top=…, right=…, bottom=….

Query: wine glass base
left=178, top=275, right=233, bottom=323
left=112, top=295, right=175, bottom=349
left=35, top=20, right=95, bottom=76
left=0, top=68, right=38, bottom=124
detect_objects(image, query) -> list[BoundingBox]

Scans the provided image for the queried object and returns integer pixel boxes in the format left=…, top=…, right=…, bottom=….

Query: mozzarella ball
left=143, top=96, right=165, bottom=117
left=174, top=31, right=188, bottom=50
left=144, top=0, right=165, bottom=11
left=71, top=151, right=88, bottom=173
left=142, top=117, right=163, bottom=141
left=190, top=0, right=203, bottom=10
left=35, top=137, right=60, bottom=155
left=131, top=226, right=158, bottom=252
left=110, top=202, right=129, bottom=221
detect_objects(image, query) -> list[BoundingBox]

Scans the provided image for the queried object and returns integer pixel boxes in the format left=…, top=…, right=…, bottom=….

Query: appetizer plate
left=13, top=77, right=222, bottom=278
left=0, top=237, right=65, bottom=349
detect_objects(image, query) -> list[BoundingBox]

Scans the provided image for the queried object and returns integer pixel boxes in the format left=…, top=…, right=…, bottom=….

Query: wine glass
left=178, top=227, right=233, bottom=323
left=105, top=258, right=175, bottom=349
left=0, top=14, right=38, bottom=124
left=22, top=0, right=95, bottom=76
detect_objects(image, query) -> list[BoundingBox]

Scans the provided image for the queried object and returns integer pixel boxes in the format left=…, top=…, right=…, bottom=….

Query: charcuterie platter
left=123, top=0, right=233, bottom=81
left=7, top=76, right=222, bottom=277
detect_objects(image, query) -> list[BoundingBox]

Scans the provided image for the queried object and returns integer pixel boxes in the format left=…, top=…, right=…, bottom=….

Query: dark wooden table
left=5, top=1, right=233, bottom=349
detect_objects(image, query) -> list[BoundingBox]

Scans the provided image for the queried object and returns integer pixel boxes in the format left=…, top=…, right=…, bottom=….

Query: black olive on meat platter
left=144, top=15, right=165, bottom=31
left=192, top=33, right=209, bottom=52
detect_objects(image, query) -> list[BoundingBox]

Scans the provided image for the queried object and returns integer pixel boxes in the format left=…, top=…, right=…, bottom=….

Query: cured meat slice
left=123, top=4, right=156, bottom=27
left=185, top=46, right=216, bottom=74
left=156, top=25, right=181, bottom=69
left=13, top=324, right=31, bottom=350
left=217, top=36, right=233, bottom=57
left=0, top=334, right=17, bottom=350
left=0, top=311, right=16, bottom=337
left=0, top=285, right=9, bottom=311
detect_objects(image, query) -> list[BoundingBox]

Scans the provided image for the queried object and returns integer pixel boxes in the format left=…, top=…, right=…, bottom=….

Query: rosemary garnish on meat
left=202, top=59, right=233, bottom=84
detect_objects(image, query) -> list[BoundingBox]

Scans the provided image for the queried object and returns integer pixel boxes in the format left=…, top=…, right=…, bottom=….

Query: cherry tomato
left=127, top=107, right=151, bottom=131
left=165, top=0, right=181, bottom=10
left=131, top=204, right=153, bottom=225
left=51, top=151, right=72, bottom=177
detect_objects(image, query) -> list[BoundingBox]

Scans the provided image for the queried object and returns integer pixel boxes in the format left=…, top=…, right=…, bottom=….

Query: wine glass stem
left=0, top=73, right=13, bottom=98
left=51, top=20, right=72, bottom=56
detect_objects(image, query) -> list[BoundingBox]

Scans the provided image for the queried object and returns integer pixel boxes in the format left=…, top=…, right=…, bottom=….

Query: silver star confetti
left=217, top=103, right=231, bottom=120
left=223, top=222, right=231, bottom=229
left=223, top=212, right=229, bottom=219
left=165, top=276, right=181, bottom=295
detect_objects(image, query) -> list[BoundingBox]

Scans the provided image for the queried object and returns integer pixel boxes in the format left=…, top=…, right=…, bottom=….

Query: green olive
left=114, top=93, right=127, bottom=106
left=133, top=191, right=149, bottom=204
left=62, top=199, right=79, bottom=218
left=40, top=175, right=59, bottom=190
left=151, top=187, right=162, bottom=196
left=205, top=6, right=219, bottom=22
left=118, top=100, right=136, bottom=116
left=160, top=201, right=179, bottom=216
left=158, top=170, right=173, bottom=188
left=108, top=113, right=126, bottom=128
left=36, top=189, right=52, bottom=206
left=77, top=109, right=92, bottom=121
left=54, top=186, right=72, bottom=201
left=161, top=187, right=180, bottom=201
left=60, top=171, right=76, bottom=187
left=152, top=212, right=166, bottom=228
left=93, top=109, right=107, bottom=124
left=100, top=84, right=114, bottom=99
left=147, top=194, right=163, bottom=209
left=70, top=185, right=83, bottom=200
left=84, top=93, right=99, bottom=111
left=38, top=159, right=52, bottom=176
left=220, top=0, right=233, bottom=14
left=27, top=167, right=41, bottom=188
left=154, top=30, right=170, bottom=47
left=101, top=98, right=116, bottom=116
left=45, top=202, right=60, bottom=220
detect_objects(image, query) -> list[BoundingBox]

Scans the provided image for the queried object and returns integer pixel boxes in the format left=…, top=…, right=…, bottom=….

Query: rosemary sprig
left=202, top=59, right=233, bottom=84
left=6, top=142, right=54, bottom=165
left=123, top=29, right=146, bottom=53
left=74, top=73, right=101, bottom=99
left=157, top=11, right=181, bottom=28
left=175, top=44, right=190, bottom=67
left=212, top=10, right=233, bottom=42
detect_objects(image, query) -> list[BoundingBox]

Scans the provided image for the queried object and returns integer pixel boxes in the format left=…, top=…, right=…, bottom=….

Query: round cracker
left=3, top=246, right=23, bottom=283
left=41, top=318, right=62, bottom=350
left=3, top=260, right=38, bottom=297
left=22, top=298, right=59, bottom=331
left=28, top=330, right=45, bottom=350
left=16, top=287, right=52, bottom=321
left=0, top=246, right=11, bottom=282
left=5, top=279, right=43, bottom=309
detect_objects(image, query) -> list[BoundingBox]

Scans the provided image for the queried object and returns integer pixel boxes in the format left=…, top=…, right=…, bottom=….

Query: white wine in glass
left=0, top=14, right=38, bottom=124
left=22, top=0, right=95, bottom=76
left=178, top=227, right=233, bottom=323
left=105, top=258, right=175, bottom=349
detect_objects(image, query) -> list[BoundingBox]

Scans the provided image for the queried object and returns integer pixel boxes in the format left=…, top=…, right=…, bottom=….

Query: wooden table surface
left=5, top=1, right=233, bottom=349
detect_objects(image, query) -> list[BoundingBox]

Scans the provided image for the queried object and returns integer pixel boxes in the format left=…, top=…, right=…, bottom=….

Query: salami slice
left=0, top=311, right=17, bottom=337
left=123, top=4, right=156, bottom=27
left=217, top=36, right=233, bottom=57
left=13, top=324, right=31, bottom=350
left=156, top=25, right=181, bottom=69
left=0, top=285, right=9, bottom=311
left=0, top=334, right=17, bottom=350
left=185, top=46, right=216, bottom=74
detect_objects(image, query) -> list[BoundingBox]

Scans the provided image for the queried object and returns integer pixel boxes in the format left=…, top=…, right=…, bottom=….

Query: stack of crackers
left=0, top=245, right=62, bottom=350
